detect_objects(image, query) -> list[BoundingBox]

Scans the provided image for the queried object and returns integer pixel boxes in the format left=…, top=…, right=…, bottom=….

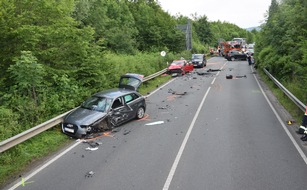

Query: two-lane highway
left=8, top=57, right=307, bottom=190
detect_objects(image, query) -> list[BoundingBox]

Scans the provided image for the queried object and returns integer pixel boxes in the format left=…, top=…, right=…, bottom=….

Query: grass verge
left=258, top=70, right=304, bottom=123
left=0, top=74, right=171, bottom=188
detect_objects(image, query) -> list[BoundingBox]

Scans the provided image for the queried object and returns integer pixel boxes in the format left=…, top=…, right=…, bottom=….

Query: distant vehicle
left=220, top=41, right=242, bottom=56
left=225, top=50, right=247, bottom=61
left=246, top=44, right=254, bottom=55
left=190, top=54, right=207, bottom=68
left=62, top=73, right=146, bottom=138
left=167, top=59, right=193, bottom=76
left=232, top=38, right=247, bottom=47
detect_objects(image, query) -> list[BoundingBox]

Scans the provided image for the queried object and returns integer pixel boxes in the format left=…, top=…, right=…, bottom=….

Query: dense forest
left=256, top=0, right=307, bottom=104
left=0, top=0, right=252, bottom=140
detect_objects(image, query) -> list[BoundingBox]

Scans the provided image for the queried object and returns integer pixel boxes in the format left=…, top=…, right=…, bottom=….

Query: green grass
left=0, top=127, right=71, bottom=188
left=258, top=70, right=303, bottom=123
left=139, top=75, right=171, bottom=95
left=0, top=75, right=171, bottom=188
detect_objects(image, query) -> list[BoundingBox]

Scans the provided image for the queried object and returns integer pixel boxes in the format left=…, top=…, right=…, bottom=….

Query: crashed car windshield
left=192, top=54, right=203, bottom=59
left=81, top=96, right=112, bottom=112
left=171, top=61, right=184, bottom=65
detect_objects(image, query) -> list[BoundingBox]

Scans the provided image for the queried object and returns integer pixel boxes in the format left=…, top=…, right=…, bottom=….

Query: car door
left=123, top=93, right=140, bottom=118
left=109, top=97, right=133, bottom=126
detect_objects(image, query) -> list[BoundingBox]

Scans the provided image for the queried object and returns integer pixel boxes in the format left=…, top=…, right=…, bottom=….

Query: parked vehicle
left=167, top=59, right=193, bottom=76
left=62, top=73, right=146, bottom=138
left=225, top=50, right=247, bottom=61
left=190, top=54, right=207, bottom=68
left=246, top=44, right=254, bottom=55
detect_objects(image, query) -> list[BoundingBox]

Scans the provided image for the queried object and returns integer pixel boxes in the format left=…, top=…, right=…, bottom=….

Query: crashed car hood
left=64, top=107, right=107, bottom=126
left=168, top=65, right=182, bottom=70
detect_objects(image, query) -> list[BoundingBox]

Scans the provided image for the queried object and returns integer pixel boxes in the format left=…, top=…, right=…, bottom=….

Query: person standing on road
left=298, top=105, right=307, bottom=141
left=247, top=53, right=252, bottom=65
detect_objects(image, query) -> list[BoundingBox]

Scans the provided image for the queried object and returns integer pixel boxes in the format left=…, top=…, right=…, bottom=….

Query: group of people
left=298, top=105, right=307, bottom=141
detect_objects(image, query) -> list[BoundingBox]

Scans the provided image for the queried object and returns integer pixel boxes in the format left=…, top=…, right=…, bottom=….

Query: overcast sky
left=158, top=0, right=272, bottom=28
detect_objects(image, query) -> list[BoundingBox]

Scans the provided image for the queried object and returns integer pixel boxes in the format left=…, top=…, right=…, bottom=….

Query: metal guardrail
left=263, top=68, right=305, bottom=112
left=0, top=69, right=168, bottom=153
left=143, top=68, right=168, bottom=82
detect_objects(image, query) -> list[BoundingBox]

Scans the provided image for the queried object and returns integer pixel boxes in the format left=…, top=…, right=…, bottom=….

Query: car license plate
left=65, top=128, right=74, bottom=133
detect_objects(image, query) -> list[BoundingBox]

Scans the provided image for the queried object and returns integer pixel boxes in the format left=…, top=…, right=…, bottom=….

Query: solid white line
left=251, top=66, right=307, bottom=165
left=162, top=87, right=212, bottom=190
left=8, top=141, right=82, bottom=190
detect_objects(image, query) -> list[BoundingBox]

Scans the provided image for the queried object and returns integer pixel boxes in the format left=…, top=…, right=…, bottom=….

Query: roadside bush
left=0, top=107, right=20, bottom=141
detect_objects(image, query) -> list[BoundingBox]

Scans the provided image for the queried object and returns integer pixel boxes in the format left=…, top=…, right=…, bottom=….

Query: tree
left=192, top=15, right=213, bottom=45
left=8, top=51, right=45, bottom=105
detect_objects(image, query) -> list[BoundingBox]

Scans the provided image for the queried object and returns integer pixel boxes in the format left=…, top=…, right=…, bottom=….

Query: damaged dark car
left=190, top=54, right=207, bottom=68
left=62, top=74, right=146, bottom=138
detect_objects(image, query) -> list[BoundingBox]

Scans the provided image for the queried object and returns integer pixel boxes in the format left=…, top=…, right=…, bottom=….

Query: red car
left=167, top=60, right=194, bottom=76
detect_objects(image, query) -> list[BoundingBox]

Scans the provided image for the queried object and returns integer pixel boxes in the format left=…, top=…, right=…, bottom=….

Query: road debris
left=236, top=75, right=247, bottom=78
left=123, top=130, right=131, bottom=135
left=167, top=88, right=187, bottom=95
left=226, top=75, right=233, bottom=79
left=83, top=140, right=101, bottom=148
left=85, top=171, right=95, bottom=178
left=196, top=71, right=212, bottom=76
left=207, top=69, right=221, bottom=72
left=85, top=147, right=98, bottom=151
left=145, top=121, right=164, bottom=126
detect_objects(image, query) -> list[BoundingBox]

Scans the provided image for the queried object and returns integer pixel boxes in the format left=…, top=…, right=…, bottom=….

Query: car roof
left=93, top=88, right=137, bottom=99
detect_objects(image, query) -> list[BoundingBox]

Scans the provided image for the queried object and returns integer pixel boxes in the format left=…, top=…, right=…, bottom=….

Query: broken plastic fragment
left=226, top=75, right=233, bottom=79
left=85, top=171, right=95, bottom=178
left=85, top=147, right=98, bottom=151
left=235, top=75, right=247, bottom=78
left=145, top=121, right=164, bottom=126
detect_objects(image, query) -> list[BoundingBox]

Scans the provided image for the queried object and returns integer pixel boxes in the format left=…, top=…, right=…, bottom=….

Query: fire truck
left=218, top=38, right=247, bottom=56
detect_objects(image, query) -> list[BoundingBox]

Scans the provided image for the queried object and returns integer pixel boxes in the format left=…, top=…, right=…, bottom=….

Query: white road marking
left=251, top=66, right=307, bottom=165
left=8, top=141, right=82, bottom=190
left=162, top=87, right=212, bottom=190
left=162, top=59, right=224, bottom=190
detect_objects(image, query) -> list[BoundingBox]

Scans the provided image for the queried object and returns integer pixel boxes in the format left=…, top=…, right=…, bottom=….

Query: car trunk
left=118, top=73, right=144, bottom=91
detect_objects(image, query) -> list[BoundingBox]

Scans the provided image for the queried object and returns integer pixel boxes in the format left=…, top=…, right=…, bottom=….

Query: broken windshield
left=81, top=96, right=112, bottom=112
left=192, top=54, right=203, bottom=59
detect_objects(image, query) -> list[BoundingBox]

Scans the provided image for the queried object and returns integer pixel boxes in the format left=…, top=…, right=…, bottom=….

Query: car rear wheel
left=136, top=106, right=145, bottom=119
left=231, top=57, right=235, bottom=61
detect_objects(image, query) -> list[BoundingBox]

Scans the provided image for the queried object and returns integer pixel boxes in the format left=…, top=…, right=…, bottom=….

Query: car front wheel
left=231, top=57, right=235, bottom=61
left=136, top=106, right=145, bottom=119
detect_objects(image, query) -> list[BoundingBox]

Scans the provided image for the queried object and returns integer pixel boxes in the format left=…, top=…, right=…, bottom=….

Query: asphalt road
left=7, top=57, right=307, bottom=190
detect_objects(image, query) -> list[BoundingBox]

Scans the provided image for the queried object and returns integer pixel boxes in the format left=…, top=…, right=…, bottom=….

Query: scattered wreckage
left=62, top=73, right=146, bottom=139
